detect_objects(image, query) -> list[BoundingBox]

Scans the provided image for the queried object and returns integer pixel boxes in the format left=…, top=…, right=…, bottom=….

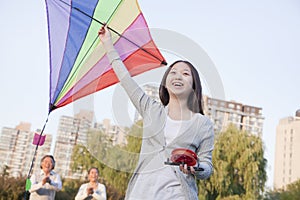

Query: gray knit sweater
left=106, top=48, right=214, bottom=200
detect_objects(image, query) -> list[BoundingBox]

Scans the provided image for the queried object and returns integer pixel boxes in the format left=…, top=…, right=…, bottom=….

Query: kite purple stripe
left=47, top=0, right=71, bottom=104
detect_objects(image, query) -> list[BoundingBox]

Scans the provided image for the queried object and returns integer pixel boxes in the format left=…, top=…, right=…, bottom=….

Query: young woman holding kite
left=98, top=25, right=214, bottom=200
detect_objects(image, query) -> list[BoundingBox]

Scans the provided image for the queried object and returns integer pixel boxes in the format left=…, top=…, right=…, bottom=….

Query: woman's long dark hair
left=159, top=60, right=204, bottom=115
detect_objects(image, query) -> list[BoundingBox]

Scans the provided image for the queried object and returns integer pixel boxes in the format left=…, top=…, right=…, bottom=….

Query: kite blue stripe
left=52, top=0, right=99, bottom=104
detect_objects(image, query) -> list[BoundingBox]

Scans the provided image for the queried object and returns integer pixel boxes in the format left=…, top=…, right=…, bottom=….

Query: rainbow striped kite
left=45, top=0, right=167, bottom=112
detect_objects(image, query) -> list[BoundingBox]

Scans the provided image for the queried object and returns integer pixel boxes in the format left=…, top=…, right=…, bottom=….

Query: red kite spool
left=170, top=148, right=197, bottom=166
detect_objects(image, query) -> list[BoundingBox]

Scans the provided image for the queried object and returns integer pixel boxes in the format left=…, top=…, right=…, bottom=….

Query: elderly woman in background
left=29, top=155, right=62, bottom=200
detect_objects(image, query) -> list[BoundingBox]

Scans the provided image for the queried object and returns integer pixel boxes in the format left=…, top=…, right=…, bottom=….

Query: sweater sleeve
left=46, top=173, right=62, bottom=191
left=195, top=119, right=214, bottom=180
left=75, top=184, right=88, bottom=200
left=103, top=41, right=157, bottom=118
left=28, top=174, right=43, bottom=193
left=92, top=184, right=107, bottom=200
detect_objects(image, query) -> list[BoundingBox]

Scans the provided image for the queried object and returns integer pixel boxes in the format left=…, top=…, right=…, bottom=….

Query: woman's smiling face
left=41, top=157, right=54, bottom=173
left=88, top=168, right=99, bottom=182
left=165, top=62, right=194, bottom=98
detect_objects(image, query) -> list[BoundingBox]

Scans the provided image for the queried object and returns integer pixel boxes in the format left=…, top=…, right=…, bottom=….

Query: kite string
left=26, top=114, right=50, bottom=180
left=23, top=114, right=49, bottom=200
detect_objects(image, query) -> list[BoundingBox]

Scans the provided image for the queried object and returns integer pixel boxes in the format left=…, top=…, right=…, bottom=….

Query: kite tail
left=24, top=114, right=50, bottom=199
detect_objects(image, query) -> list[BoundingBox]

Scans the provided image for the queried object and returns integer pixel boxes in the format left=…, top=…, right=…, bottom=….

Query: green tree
left=71, top=144, right=125, bottom=199
left=263, top=189, right=281, bottom=200
left=199, top=124, right=267, bottom=200
left=55, top=178, right=81, bottom=200
left=71, top=143, right=105, bottom=176
left=283, top=179, right=300, bottom=199
left=101, top=120, right=143, bottom=195
left=0, top=165, right=9, bottom=177
left=0, top=170, right=27, bottom=200
left=94, top=120, right=142, bottom=196
left=70, top=120, right=143, bottom=198
left=123, top=120, right=143, bottom=169
left=264, top=179, right=300, bottom=200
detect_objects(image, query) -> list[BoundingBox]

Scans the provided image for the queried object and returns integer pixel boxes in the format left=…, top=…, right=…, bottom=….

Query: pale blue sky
left=1, top=0, right=300, bottom=189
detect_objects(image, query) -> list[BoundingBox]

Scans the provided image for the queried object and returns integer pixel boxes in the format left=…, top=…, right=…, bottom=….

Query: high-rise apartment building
left=133, top=84, right=264, bottom=137
left=134, top=84, right=160, bottom=122
left=0, top=122, right=52, bottom=177
left=203, top=96, right=264, bottom=137
left=53, top=110, right=128, bottom=179
left=274, top=110, right=300, bottom=189
left=93, top=118, right=127, bottom=146
left=53, top=110, right=93, bottom=179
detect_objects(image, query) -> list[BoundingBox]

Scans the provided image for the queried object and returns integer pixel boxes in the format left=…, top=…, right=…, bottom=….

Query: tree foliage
left=264, top=179, right=300, bottom=200
left=55, top=178, right=81, bottom=200
left=71, top=143, right=125, bottom=199
left=70, top=120, right=143, bottom=198
left=0, top=165, right=27, bottom=200
left=198, top=124, right=267, bottom=200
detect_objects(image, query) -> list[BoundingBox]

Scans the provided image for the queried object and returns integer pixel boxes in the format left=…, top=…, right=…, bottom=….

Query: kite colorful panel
left=45, top=0, right=167, bottom=112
